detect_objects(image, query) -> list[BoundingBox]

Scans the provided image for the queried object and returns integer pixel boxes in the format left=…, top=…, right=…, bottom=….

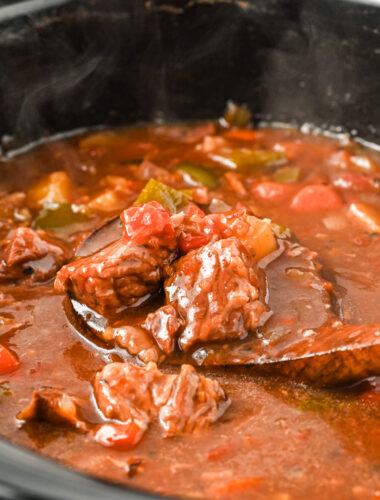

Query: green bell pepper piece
left=223, top=101, right=252, bottom=128
left=33, top=202, right=90, bottom=230
left=273, top=166, right=300, bottom=183
left=216, top=149, right=286, bottom=171
left=176, top=163, right=218, bottom=189
left=134, top=179, right=192, bottom=214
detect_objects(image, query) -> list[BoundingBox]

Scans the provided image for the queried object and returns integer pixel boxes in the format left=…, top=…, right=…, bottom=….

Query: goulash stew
left=0, top=104, right=379, bottom=499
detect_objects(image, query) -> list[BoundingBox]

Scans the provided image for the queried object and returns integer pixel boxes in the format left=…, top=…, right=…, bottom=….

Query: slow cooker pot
left=0, top=0, right=379, bottom=498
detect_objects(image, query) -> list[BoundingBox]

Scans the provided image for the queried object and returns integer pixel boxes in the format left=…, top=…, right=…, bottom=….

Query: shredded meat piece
left=95, top=362, right=230, bottom=437
left=144, top=237, right=271, bottom=353
left=17, top=390, right=87, bottom=431
left=0, top=227, right=72, bottom=282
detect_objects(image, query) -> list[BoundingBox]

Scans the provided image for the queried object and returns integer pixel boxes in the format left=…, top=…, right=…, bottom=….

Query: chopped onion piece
left=349, top=203, right=380, bottom=234
left=323, top=216, right=347, bottom=231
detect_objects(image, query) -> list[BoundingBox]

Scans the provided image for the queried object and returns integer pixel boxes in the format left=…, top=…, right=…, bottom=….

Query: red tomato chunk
left=291, top=184, right=343, bottom=212
left=251, top=182, right=295, bottom=202
left=93, top=421, right=146, bottom=448
left=0, top=345, right=20, bottom=375
left=121, top=201, right=175, bottom=247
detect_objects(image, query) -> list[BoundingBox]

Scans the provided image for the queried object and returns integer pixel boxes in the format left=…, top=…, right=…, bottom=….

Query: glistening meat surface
left=0, top=227, right=72, bottom=282
left=95, top=362, right=230, bottom=437
left=144, top=237, right=271, bottom=353
left=55, top=202, right=177, bottom=316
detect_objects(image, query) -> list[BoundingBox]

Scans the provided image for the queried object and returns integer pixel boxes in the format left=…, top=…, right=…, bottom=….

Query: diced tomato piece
left=333, top=173, right=372, bottom=191
left=290, top=185, right=343, bottom=213
left=224, top=129, right=260, bottom=142
left=178, top=204, right=218, bottom=253
left=183, top=202, right=206, bottom=218
left=94, top=421, right=146, bottom=448
left=0, top=345, right=20, bottom=375
left=121, top=201, right=175, bottom=246
left=179, top=234, right=211, bottom=253
left=251, top=182, right=295, bottom=202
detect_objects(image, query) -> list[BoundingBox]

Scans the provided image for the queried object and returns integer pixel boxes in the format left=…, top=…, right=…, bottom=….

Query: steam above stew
left=0, top=104, right=379, bottom=499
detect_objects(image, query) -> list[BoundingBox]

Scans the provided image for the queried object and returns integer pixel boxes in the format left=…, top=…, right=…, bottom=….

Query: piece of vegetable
left=93, top=421, right=146, bottom=448
left=27, top=171, right=74, bottom=209
left=0, top=382, right=11, bottom=401
left=224, top=129, right=259, bottom=141
left=222, top=101, right=252, bottom=128
left=323, top=215, right=347, bottom=231
left=213, top=149, right=286, bottom=171
left=244, top=216, right=278, bottom=260
left=0, top=345, right=20, bottom=375
left=176, top=163, right=218, bottom=189
left=121, top=201, right=176, bottom=246
left=88, top=176, right=138, bottom=213
left=179, top=234, right=211, bottom=253
left=273, top=166, right=301, bottom=183
left=208, top=198, right=232, bottom=213
left=329, top=150, right=377, bottom=172
left=134, top=179, right=191, bottom=214
left=212, top=211, right=278, bottom=261
left=333, top=173, right=373, bottom=191
left=33, top=202, right=90, bottom=230
left=349, top=203, right=380, bottom=234
left=178, top=203, right=217, bottom=253
left=251, top=182, right=295, bottom=202
left=290, top=185, right=343, bottom=213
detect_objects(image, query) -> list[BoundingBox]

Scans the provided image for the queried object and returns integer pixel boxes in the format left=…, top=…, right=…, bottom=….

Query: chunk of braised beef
left=104, top=325, right=165, bottom=364
left=55, top=202, right=177, bottom=317
left=0, top=227, right=72, bottom=282
left=158, top=364, right=230, bottom=436
left=56, top=242, right=175, bottom=317
left=17, top=390, right=87, bottom=432
left=95, top=362, right=230, bottom=437
left=144, top=237, right=271, bottom=353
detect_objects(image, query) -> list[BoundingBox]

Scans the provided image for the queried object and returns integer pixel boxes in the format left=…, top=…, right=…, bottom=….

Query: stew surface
left=0, top=108, right=379, bottom=500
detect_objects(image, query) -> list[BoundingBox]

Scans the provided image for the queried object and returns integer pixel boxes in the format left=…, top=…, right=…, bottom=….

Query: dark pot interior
left=0, top=0, right=379, bottom=498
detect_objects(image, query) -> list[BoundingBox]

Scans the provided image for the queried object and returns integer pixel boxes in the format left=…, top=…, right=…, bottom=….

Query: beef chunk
left=104, top=325, right=164, bottom=364
left=95, top=362, right=230, bottom=437
left=17, top=390, right=87, bottom=431
left=56, top=241, right=175, bottom=317
left=55, top=202, right=177, bottom=317
left=158, top=364, right=230, bottom=436
left=144, top=237, right=271, bottom=353
left=143, top=305, right=182, bottom=354
left=0, top=227, right=71, bottom=282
